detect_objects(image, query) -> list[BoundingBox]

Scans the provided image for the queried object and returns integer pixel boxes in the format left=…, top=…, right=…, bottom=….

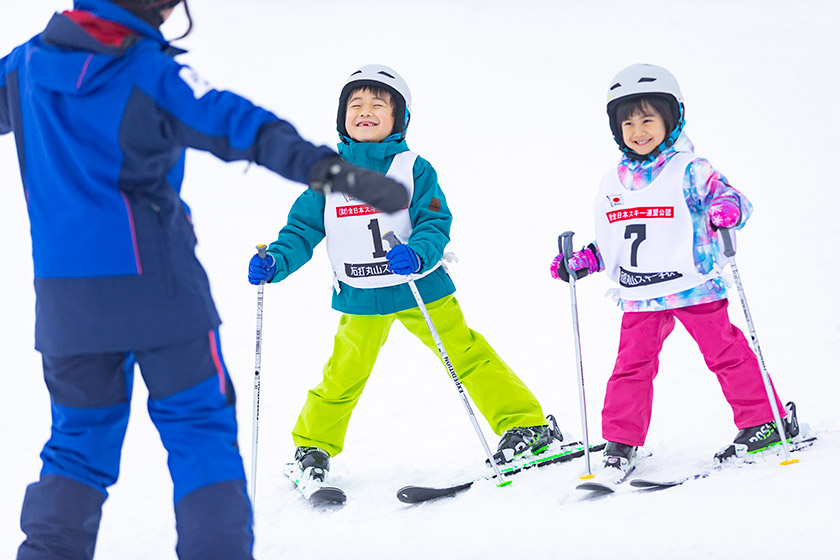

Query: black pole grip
left=718, top=228, right=736, bottom=258
left=559, top=231, right=578, bottom=281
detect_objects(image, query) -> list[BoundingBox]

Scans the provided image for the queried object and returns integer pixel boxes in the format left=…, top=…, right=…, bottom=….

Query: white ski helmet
left=606, top=63, right=686, bottom=159
left=337, top=64, right=412, bottom=143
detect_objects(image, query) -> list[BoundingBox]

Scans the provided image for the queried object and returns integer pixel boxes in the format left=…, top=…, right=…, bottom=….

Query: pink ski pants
left=601, top=299, right=785, bottom=446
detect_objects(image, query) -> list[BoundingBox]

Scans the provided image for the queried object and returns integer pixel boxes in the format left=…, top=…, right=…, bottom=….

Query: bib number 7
left=624, top=224, right=646, bottom=267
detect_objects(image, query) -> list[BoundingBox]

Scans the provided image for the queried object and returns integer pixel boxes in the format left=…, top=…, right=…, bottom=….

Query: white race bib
left=594, top=153, right=719, bottom=300
left=324, top=151, right=438, bottom=289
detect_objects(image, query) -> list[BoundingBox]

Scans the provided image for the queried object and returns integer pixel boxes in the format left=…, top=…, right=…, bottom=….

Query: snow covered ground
left=2, top=1, right=838, bottom=558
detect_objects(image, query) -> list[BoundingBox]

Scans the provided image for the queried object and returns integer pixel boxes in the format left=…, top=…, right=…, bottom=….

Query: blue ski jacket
left=0, top=0, right=336, bottom=354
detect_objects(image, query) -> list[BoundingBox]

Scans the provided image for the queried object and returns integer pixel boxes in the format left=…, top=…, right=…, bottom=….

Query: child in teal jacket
left=248, top=64, right=556, bottom=479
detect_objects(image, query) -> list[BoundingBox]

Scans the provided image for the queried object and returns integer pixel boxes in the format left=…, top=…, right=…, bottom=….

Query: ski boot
left=294, top=446, right=331, bottom=482
left=602, top=441, right=638, bottom=476
left=490, top=414, right=564, bottom=465
left=714, top=401, right=800, bottom=463
left=577, top=441, right=638, bottom=489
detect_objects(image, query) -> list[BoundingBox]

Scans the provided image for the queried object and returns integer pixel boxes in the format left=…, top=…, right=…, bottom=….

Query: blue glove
left=386, top=244, right=421, bottom=275
left=248, top=253, right=276, bottom=285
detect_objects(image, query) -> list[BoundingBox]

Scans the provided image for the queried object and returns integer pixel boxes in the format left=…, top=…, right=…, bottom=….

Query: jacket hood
left=28, top=0, right=183, bottom=95
left=72, top=0, right=166, bottom=41
left=615, top=131, right=696, bottom=190
left=337, top=139, right=409, bottom=171
left=620, top=131, right=694, bottom=170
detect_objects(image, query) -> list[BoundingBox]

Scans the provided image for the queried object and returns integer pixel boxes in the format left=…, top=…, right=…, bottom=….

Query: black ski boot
left=490, top=414, right=564, bottom=465
left=714, top=401, right=800, bottom=463
left=294, top=446, right=330, bottom=482
left=602, top=441, right=638, bottom=475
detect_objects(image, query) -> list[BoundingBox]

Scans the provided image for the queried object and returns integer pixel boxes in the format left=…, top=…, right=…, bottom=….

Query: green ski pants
left=292, top=295, right=546, bottom=456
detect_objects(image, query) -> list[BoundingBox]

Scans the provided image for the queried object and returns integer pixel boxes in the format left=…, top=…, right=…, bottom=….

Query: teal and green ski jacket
left=266, top=139, right=456, bottom=315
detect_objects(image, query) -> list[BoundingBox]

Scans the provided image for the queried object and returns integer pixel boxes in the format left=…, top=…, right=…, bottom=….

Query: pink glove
left=709, top=196, right=741, bottom=228
left=550, top=245, right=601, bottom=281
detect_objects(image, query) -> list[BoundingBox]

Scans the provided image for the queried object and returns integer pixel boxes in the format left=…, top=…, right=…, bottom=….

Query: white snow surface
left=2, top=1, right=839, bottom=559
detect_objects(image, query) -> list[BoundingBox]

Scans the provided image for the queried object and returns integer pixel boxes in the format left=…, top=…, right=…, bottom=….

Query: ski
left=629, top=473, right=707, bottom=489
left=629, top=434, right=818, bottom=490
left=576, top=468, right=629, bottom=494
left=283, top=462, right=347, bottom=505
left=575, top=447, right=652, bottom=494
left=396, top=440, right=606, bottom=504
left=396, top=481, right=474, bottom=504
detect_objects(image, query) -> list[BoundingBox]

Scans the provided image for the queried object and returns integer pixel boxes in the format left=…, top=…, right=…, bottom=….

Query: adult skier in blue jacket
left=0, top=1, right=407, bottom=558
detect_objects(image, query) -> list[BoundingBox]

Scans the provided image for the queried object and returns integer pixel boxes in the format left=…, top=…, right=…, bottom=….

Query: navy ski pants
left=17, top=330, right=254, bottom=560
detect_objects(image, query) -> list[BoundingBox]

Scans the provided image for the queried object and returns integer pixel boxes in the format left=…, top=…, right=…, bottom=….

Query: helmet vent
left=377, top=71, right=395, bottom=79
left=350, top=70, right=362, bottom=76
left=610, top=83, right=622, bottom=90
left=638, top=77, right=657, bottom=83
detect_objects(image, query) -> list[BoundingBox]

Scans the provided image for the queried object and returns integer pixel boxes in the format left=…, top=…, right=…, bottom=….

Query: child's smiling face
left=621, top=102, right=667, bottom=156
left=345, top=88, right=396, bottom=143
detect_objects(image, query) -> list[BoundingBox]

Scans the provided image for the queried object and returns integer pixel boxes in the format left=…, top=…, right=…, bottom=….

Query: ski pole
left=559, top=231, right=594, bottom=478
left=250, top=244, right=268, bottom=508
left=382, top=231, right=508, bottom=486
left=718, top=228, right=796, bottom=465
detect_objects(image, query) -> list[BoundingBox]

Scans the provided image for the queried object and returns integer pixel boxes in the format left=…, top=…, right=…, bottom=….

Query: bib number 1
left=367, top=219, right=388, bottom=259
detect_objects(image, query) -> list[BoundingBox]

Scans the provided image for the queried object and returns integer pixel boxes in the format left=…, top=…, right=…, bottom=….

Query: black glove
left=309, top=155, right=409, bottom=213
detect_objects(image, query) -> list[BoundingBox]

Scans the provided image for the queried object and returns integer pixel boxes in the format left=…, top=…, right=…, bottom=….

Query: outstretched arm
left=153, top=62, right=335, bottom=184
left=140, top=59, right=407, bottom=212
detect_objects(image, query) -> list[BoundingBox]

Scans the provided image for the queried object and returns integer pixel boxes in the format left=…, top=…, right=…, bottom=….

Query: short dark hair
left=608, top=93, right=682, bottom=156
left=614, top=95, right=676, bottom=135
left=346, top=86, right=396, bottom=115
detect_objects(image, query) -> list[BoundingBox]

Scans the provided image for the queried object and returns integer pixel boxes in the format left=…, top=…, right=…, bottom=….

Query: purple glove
left=386, top=244, right=421, bottom=275
left=709, top=196, right=741, bottom=228
left=550, top=244, right=601, bottom=282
